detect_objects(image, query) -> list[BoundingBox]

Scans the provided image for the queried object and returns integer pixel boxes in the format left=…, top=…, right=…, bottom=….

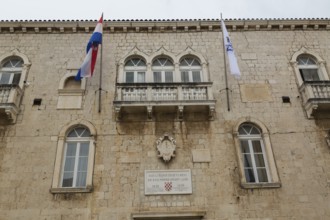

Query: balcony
left=299, top=81, right=330, bottom=118
left=0, top=84, right=23, bottom=123
left=113, top=82, right=216, bottom=121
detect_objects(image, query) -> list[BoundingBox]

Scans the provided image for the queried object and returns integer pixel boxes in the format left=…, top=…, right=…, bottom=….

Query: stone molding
left=0, top=18, right=329, bottom=34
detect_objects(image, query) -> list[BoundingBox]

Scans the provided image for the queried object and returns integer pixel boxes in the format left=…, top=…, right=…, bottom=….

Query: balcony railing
left=299, top=81, right=330, bottom=118
left=114, top=82, right=216, bottom=120
left=0, top=84, right=23, bottom=123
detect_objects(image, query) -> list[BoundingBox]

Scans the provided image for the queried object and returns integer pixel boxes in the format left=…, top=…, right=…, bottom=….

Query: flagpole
left=220, top=13, right=230, bottom=111
left=98, top=13, right=103, bottom=113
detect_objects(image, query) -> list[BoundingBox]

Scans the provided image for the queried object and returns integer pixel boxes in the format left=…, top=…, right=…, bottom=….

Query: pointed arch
left=175, top=46, right=207, bottom=65
left=176, top=47, right=209, bottom=82
left=152, top=46, right=176, bottom=64
left=117, top=47, right=150, bottom=83
left=118, top=46, right=150, bottom=65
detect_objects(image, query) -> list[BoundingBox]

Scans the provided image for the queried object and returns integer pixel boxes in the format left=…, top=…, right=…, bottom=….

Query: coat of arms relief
left=156, top=133, right=176, bottom=162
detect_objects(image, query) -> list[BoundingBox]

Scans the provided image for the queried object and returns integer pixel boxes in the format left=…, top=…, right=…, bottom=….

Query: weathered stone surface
left=0, top=18, right=329, bottom=220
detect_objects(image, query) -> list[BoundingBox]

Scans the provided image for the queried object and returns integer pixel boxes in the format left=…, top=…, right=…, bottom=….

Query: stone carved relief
left=156, top=133, right=176, bottom=162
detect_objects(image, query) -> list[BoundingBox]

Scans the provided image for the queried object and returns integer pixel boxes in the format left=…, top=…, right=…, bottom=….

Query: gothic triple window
left=123, top=55, right=205, bottom=83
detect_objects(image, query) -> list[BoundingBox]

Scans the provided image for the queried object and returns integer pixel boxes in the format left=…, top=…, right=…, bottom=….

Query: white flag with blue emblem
left=221, top=19, right=240, bottom=78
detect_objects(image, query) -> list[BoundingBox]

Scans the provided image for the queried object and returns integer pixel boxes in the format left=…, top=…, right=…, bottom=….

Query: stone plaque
left=145, top=170, right=192, bottom=195
left=240, top=84, right=273, bottom=102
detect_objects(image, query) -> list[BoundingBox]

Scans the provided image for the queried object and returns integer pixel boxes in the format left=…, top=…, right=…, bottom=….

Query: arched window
left=152, top=57, right=174, bottom=83
left=297, top=55, right=321, bottom=81
left=61, top=126, right=92, bottom=188
left=124, top=57, right=146, bottom=83
left=233, top=118, right=280, bottom=189
left=51, top=120, right=96, bottom=193
left=238, top=123, right=269, bottom=183
left=291, top=49, right=329, bottom=87
left=0, top=57, right=23, bottom=85
left=179, top=56, right=202, bottom=82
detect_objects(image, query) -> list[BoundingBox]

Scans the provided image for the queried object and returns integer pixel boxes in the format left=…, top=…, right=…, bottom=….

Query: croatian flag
left=75, top=15, right=103, bottom=80
left=221, top=19, right=240, bottom=78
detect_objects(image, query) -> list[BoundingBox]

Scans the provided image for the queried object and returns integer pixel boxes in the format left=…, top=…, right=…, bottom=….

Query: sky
left=1, top=0, right=329, bottom=21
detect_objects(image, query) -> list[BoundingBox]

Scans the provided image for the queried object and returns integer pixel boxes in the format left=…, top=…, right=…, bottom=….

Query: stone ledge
left=241, top=182, right=281, bottom=189
left=132, top=211, right=206, bottom=219
left=49, top=187, right=93, bottom=194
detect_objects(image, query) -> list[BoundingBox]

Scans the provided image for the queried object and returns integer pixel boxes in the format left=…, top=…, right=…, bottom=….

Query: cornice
left=0, top=18, right=329, bottom=34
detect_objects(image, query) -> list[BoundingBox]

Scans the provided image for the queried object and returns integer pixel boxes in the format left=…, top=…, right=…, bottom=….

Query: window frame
left=50, top=120, right=96, bottom=194
left=124, top=57, right=147, bottom=83
left=233, top=118, right=281, bottom=189
left=290, top=49, right=329, bottom=86
left=238, top=125, right=271, bottom=184
left=152, top=57, right=174, bottom=83
left=0, top=57, right=23, bottom=85
left=60, top=127, right=91, bottom=188
left=297, top=55, right=322, bottom=82
left=179, top=57, right=203, bottom=83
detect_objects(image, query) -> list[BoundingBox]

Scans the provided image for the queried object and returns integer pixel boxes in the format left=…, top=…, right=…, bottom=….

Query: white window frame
left=124, top=58, right=147, bottom=83
left=51, top=120, right=96, bottom=194
left=233, top=118, right=281, bottom=189
left=60, top=136, right=91, bottom=188
left=297, top=55, right=322, bottom=81
left=0, top=58, right=23, bottom=85
left=179, top=57, right=203, bottom=83
left=290, top=48, right=329, bottom=86
left=152, top=57, right=174, bottom=83
left=238, top=128, right=271, bottom=183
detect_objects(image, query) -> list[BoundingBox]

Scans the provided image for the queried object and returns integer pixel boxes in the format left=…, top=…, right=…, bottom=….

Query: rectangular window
left=299, top=69, right=320, bottom=81
left=12, top=73, right=21, bottom=85
left=252, top=140, right=268, bottom=182
left=240, top=139, right=268, bottom=183
left=192, top=71, right=201, bottom=82
left=137, top=72, right=145, bottom=82
left=241, top=140, right=256, bottom=183
left=181, top=71, right=189, bottom=82
left=0, top=72, right=12, bottom=85
left=125, top=72, right=134, bottom=83
left=165, top=72, right=173, bottom=83
left=153, top=72, right=161, bottom=83
left=62, top=142, right=89, bottom=187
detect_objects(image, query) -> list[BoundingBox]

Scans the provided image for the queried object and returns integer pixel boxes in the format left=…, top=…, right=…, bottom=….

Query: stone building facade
left=0, top=18, right=330, bottom=220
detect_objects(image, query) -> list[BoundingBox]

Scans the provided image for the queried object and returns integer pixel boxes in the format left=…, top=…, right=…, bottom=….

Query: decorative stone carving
left=156, top=133, right=176, bottom=162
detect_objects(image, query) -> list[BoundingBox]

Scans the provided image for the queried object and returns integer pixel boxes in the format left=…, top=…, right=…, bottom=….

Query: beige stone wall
left=0, top=20, right=330, bottom=219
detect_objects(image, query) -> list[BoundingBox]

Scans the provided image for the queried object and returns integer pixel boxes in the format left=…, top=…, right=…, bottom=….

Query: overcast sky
left=1, top=0, right=329, bottom=21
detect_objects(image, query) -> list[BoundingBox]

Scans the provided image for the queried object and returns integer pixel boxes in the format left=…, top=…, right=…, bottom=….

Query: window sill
left=241, top=182, right=281, bottom=189
left=50, top=186, right=93, bottom=194
left=132, top=211, right=206, bottom=219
